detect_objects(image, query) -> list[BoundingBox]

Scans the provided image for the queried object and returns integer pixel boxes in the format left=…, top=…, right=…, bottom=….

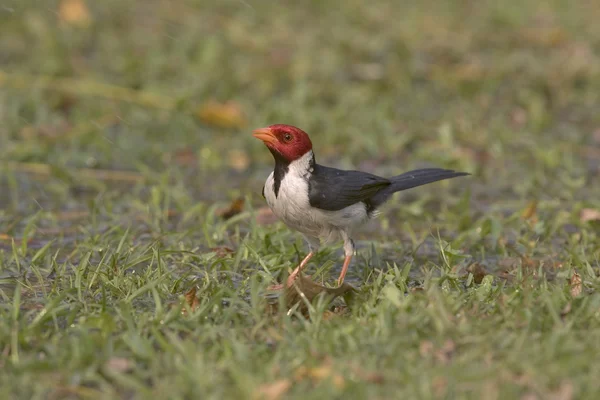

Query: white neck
left=287, top=150, right=315, bottom=177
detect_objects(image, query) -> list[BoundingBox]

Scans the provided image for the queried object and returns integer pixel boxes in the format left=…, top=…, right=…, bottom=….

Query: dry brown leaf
left=466, top=262, right=487, bottom=284
left=0, top=234, right=32, bottom=247
left=549, top=381, right=574, bottom=400
left=210, top=246, right=235, bottom=257
left=228, top=149, right=250, bottom=171
left=216, top=197, right=245, bottom=220
left=453, top=60, right=485, bottom=82
left=419, top=340, right=434, bottom=357
left=569, top=272, right=582, bottom=297
left=436, top=340, right=455, bottom=364
left=6, top=162, right=144, bottom=183
left=20, top=302, right=46, bottom=311
left=580, top=208, right=600, bottom=223
left=254, top=379, right=292, bottom=400
left=322, top=310, right=337, bottom=320
left=350, top=365, right=385, bottom=384
left=419, top=340, right=455, bottom=365
left=560, top=302, right=572, bottom=318
left=173, top=148, right=197, bottom=167
left=521, top=393, right=538, bottom=400
left=104, top=357, right=134, bottom=373
left=183, top=286, right=199, bottom=314
left=256, top=207, right=278, bottom=226
left=520, top=27, right=568, bottom=48
left=323, top=306, right=350, bottom=320
left=294, top=362, right=345, bottom=389
left=432, top=376, right=448, bottom=399
left=0, top=345, right=8, bottom=368
left=20, top=122, right=73, bottom=142
left=521, top=200, right=538, bottom=222
left=196, top=100, right=246, bottom=129
left=59, top=0, right=92, bottom=27
left=593, top=128, right=600, bottom=144
left=511, top=107, right=528, bottom=128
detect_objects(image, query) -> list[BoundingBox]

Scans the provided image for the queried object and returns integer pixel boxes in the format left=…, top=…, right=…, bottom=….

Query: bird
left=253, top=124, right=469, bottom=287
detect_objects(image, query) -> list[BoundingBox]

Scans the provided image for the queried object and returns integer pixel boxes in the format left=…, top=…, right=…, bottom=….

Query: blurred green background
left=1, top=0, right=600, bottom=399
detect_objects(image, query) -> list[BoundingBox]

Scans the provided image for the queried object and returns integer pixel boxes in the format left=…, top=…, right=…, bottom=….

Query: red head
left=252, top=124, right=313, bottom=163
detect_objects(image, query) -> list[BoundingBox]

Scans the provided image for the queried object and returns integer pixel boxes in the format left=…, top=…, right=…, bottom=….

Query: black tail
left=389, top=168, right=469, bottom=192
left=368, top=168, right=469, bottom=209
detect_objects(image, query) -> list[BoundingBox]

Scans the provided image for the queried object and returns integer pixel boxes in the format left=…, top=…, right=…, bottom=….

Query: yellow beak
left=252, top=127, right=278, bottom=145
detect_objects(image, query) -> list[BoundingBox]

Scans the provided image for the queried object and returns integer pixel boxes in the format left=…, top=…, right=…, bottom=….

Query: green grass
left=1, top=0, right=600, bottom=398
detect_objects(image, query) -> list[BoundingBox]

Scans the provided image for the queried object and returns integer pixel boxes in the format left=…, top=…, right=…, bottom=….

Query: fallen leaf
left=569, top=272, right=582, bottom=297
left=210, top=246, right=235, bottom=257
left=196, top=100, right=246, bottom=129
left=216, top=197, right=245, bottom=220
left=228, top=149, right=250, bottom=171
left=453, top=60, right=485, bottom=82
left=511, top=107, right=528, bottom=128
left=521, top=393, right=538, bottom=400
left=6, top=162, right=144, bottom=183
left=419, top=340, right=434, bottom=357
left=593, top=128, right=600, bottom=144
left=182, top=286, right=199, bottom=315
left=254, top=379, right=292, bottom=400
left=173, top=148, right=197, bottom=167
left=256, top=207, right=278, bottom=225
left=20, top=302, right=45, bottom=311
left=53, top=93, right=78, bottom=114
left=350, top=365, right=385, bottom=384
left=580, top=208, right=600, bottom=223
left=466, top=262, right=487, bottom=284
left=0, top=345, right=8, bottom=368
left=104, top=357, right=134, bottom=373
left=351, top=62, right=385, bottom=81
left=294, top=361, right=345, bottom=389
left=560, top=302, right=572, bottom=318
left=521, top=200, right=538, bottom=222
left=322, top=306, right=350, bottom=320
left=432, top=376, right=448, bottom=399
left=20, top=122, right=72, bottom=142
left=419, top=340, right=455, bottom=365
left=436, top=340, right=455, bottom=364
left=520, top=26, right=568, bottom=48
left=550, top=381, right=574, bottom=400
left=58, top=0, right=92, bottom=27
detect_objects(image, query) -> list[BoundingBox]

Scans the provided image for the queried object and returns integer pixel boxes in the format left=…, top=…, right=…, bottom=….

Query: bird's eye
left=283, top=133, right=293, bottom=142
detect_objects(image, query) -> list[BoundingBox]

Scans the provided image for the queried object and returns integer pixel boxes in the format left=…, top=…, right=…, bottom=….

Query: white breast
left=263, top=151, right=369, bottom=244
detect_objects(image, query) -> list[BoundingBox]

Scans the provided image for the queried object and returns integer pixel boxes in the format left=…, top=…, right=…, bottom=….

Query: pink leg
left=337, top=255, right=353, bottom=286
left=268, top=251, right=315, bottom=290
left=287, top=251, right=314, bottom=285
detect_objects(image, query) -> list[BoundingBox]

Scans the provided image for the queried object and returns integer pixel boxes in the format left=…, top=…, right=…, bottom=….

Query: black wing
left=308, top=164, right=391, bottom=211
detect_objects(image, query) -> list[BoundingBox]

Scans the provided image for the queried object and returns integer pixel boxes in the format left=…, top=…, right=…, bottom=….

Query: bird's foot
left=266, top=270, right=305, bottom=292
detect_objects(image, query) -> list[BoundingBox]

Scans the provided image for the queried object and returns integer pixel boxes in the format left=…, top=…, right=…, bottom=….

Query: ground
left=1, top=0, right=600, bottom=399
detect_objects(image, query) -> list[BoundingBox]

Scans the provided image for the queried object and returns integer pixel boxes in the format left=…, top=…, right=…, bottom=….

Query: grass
left=1, top=0, right=600, bottom=398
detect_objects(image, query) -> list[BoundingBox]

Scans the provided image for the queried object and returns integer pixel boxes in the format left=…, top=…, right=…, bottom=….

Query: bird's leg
left=268, top=238, right=319, bottom=291
left=337, top=233, right=355, bottom=286
left=286, top=251, right=314, bottom=286
left=337, top=255, right=353, bottom=286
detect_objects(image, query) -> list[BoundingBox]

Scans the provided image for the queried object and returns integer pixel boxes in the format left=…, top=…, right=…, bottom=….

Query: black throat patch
left=269, top=148, right=289, bottom=198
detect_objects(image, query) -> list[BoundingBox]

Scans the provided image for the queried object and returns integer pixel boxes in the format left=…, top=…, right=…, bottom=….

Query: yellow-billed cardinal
left=253, top=124, right=469, bottom=286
